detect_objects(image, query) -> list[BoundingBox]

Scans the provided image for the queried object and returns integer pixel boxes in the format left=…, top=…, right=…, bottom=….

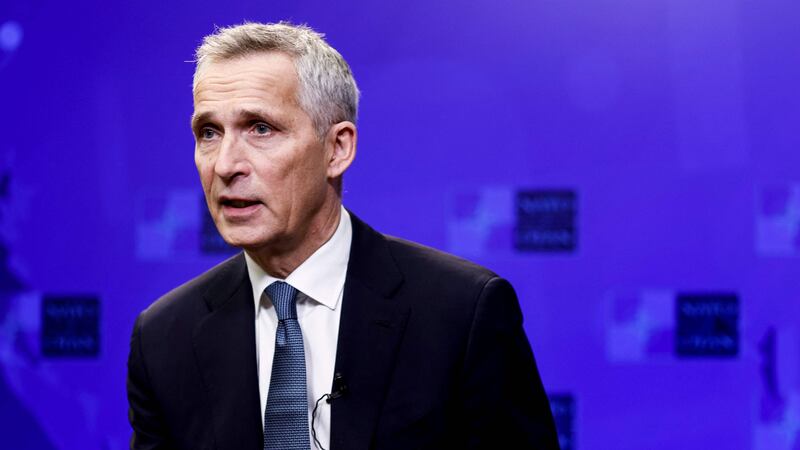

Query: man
left=127, top=22, right=559, bottom=450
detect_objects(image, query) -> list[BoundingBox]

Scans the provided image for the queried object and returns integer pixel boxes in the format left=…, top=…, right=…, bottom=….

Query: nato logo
left=514, top=190, right=577, bottom=252
left=136, top=189, right=200, bottom=260
left=549, top=393, right=575, bottom=450
left=756, top=184, right=800, bottom=256
left=445, top=187, right=515, bottom=258
left=676, top=293, right=738, bottom=357
left=41, top=295, right=100, bottom=358
left=604, top=289, right=673, bottom=362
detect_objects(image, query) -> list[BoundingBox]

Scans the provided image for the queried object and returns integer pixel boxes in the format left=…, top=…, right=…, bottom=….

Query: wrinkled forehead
left=192, top=52, right=303, bottom=111
left=193, top=50, right=299, bottom=93
left=191, top=51, right=308, bottom=129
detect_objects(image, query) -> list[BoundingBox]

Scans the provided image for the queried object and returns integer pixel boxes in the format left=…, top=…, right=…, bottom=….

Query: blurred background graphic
left=1, top=0, right=798, bottom=448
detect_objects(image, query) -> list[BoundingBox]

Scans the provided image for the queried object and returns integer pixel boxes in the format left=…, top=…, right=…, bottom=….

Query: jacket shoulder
left=139, top=253, right=245, bottom=326
left=384, top=235, right=498, bottom=288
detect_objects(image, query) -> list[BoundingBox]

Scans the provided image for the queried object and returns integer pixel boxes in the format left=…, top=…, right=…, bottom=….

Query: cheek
left=288, top=158, right=321, bottom=193
left=195, top=154, right=214, bottom=188
left=288, top=160, right=329, bottom=212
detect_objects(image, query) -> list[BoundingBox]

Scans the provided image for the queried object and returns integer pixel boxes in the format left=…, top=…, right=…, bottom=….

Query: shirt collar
left=245, top=206, right=352, bottom=314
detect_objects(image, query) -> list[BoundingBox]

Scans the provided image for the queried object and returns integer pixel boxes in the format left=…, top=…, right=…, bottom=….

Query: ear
left=325, top=121, right=357, bottom=179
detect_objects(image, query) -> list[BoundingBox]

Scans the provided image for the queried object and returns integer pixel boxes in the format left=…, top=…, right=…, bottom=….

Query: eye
left=200, top=127, right=218, bottom=140
left=252, top=122, right=272, bottom=135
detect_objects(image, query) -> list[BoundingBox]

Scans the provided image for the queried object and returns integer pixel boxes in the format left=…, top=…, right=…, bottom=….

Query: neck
left=246, top=201, right=342, bottom=279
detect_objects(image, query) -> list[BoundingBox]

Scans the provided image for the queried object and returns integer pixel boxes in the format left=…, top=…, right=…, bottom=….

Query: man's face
left=192, top=52, right=332, bottom=254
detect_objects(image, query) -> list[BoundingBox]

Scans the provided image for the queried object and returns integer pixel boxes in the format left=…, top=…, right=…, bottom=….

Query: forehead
left=193, top=51, right=300, bottom=108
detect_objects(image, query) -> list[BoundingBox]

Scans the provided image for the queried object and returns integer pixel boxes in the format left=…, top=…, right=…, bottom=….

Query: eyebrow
left=190, top=108, right=279, bottom=132
left=190, top=112, right=213, bottom=132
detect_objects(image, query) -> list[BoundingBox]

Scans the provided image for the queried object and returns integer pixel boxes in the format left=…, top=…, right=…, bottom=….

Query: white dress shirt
left=245, top=206, right=351, bottom=450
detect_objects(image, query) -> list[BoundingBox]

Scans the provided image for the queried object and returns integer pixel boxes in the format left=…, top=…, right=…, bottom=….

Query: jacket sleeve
left=459, top=276, right=561, bottom=449
left=127, top=312, right=171, bottom=449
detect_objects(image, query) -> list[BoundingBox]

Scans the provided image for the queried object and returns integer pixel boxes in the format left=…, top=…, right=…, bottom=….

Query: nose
left=214, top=133, right=249, bottom=182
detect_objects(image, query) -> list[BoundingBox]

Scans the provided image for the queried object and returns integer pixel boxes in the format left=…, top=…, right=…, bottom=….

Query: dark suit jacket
left=127, top=212, right=559, bottom=449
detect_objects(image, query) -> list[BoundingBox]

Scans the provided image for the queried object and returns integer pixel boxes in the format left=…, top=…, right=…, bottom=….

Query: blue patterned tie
left=263, top=281, right=310, bottom=450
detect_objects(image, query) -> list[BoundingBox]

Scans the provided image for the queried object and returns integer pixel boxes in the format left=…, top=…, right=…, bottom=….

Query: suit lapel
left=330, top=213, right=409, bottom=450
left=192, top=254, right=263, bottom=449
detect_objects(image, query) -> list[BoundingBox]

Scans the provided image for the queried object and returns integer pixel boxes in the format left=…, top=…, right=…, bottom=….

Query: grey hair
left=193, top=22, right=360, bottom=137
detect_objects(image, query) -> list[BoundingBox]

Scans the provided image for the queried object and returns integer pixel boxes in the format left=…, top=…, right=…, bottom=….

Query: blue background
left=1, top=0, right=799, bottom=448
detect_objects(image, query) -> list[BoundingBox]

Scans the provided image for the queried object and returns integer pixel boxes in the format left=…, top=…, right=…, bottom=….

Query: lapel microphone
left=311, top=372, right=349, bottom=450
left=327, top=372, right=348, bottom=403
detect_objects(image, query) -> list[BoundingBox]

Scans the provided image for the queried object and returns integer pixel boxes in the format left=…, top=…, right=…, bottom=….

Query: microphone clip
left=326, top=372, right=348, bottom=403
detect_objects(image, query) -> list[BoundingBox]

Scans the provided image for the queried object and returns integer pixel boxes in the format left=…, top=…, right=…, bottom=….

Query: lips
left=218, top=196, right=263, bottom=220
left=221, top=198, right=260, bottom=208
left=219, top=194, right=261, bottom=206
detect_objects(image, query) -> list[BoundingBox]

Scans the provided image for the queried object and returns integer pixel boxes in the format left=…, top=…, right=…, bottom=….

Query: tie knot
left=266, top=281, right=298, bottom=321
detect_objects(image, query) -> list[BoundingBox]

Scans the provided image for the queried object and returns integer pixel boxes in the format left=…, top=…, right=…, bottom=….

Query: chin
left=222, top=236, right=264, bottom=250
left=216, top=226, right=266, bottom=249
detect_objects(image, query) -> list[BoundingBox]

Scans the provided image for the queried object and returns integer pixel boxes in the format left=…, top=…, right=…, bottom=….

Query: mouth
left=218, top=197, right=263, bottom=219
left=220, top=198, right=261, bottom=208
